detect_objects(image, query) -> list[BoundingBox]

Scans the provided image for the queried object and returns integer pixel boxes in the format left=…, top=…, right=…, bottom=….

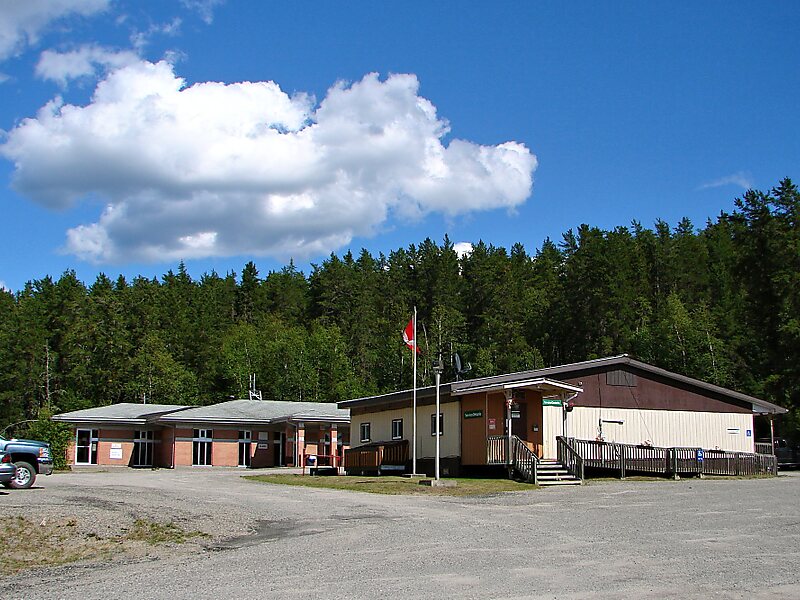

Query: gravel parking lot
left=2, top=469, right=799, bottom=599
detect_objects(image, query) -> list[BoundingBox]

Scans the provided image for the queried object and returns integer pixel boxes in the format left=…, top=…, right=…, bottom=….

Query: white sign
left=257, top=443, right=269, bottom=449
left=109, top=444, right=123, bottom=460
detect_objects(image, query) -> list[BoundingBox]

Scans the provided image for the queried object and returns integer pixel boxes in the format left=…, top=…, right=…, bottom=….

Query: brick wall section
left=174, top=428, right=194, bottom=466
left=158, top=427, right=174, bottom=468
left=212, top=429, right=239, bottom=467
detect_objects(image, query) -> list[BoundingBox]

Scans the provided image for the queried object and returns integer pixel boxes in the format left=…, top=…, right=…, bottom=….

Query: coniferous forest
left=2, top=180, right=799, bottom=438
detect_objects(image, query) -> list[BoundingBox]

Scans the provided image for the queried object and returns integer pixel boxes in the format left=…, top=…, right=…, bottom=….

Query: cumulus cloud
left=0, top=0, right=109, bottom=62
left=699, top=171, right=753, bottom=191
left=1, top=60, right=537, bottom=264
left=36, top=45, right=140, bottom=86
left=453, top=242, right=473, bottom=259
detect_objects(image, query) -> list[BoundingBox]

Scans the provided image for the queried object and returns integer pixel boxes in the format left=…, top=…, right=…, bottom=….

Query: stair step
left=538, top=478, right=582, bottom=486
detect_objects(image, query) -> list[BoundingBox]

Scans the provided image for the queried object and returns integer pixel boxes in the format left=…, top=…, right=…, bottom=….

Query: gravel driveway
left=2, top=469, right=799, bottom=599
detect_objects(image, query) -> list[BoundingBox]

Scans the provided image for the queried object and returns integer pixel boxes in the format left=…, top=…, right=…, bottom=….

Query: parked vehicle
left=758, top=438, right=800, bottom=469
left=0, top=434, right=53, bottom=489
left=0, top=452, right=17, bottom=486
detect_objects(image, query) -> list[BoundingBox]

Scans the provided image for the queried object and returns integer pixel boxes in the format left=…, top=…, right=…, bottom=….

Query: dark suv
left=0, top=434, right=53, bottom=488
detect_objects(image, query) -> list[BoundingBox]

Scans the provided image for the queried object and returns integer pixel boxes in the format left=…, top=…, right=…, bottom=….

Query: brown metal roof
left=337, top=355, right=787, bottom=415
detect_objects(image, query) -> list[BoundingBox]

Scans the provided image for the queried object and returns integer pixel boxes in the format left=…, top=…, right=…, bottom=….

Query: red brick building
left=53, top=400, right=350, bottom=469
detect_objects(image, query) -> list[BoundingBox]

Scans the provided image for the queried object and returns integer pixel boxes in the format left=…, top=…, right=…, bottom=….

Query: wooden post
left=671, top=448, right=680, bottom=480
left=618, top=443, right=626, bottom=479
left=330, top=423, right=338, bottom=469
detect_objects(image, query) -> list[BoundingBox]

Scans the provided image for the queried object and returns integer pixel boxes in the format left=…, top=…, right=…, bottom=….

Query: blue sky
left=0, top=1, right=798, bottom=292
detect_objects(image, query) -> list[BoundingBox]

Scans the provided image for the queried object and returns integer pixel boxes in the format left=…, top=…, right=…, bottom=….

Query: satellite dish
left=453, top=353, right=472, bottom=380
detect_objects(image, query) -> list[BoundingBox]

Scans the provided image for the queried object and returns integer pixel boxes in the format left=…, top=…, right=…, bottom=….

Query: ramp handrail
left=556, top=436, right=584, bottom=482
left=511, top=436, right=539, bottom=484
left=487, top=435, right=539, bottom=483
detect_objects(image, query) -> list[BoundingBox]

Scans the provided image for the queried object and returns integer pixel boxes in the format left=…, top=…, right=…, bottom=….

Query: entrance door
left=75, top=429, right=98, bottom=465
left=238, top=430, right=252, bottom=467
left=511, top=403, right=528, bottom=439
left=133, top=430, right=154, bottom=467
left=274, top=432, right=286, bottom=467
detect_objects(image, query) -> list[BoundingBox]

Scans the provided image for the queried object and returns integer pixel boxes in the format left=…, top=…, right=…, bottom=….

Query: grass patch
left=125, top=519, right=208, bottom=545
left=0, top=516, right=208, bottom=575
left=243, top=474, right=537, bottom=496
left=0, top=516, right=117, bottom=574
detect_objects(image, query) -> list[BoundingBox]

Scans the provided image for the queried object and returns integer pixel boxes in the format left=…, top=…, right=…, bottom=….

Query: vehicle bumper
left=38, top=460, right=54, bottom=476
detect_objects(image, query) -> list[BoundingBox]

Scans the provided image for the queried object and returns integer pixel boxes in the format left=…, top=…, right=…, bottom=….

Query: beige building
left=339, top=355, right=786, bottom=477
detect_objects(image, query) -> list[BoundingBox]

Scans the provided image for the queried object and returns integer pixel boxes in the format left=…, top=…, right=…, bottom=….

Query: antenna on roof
left=453, top=353, right=471, bottom=381
left=249, top=373, right=262, bottom=401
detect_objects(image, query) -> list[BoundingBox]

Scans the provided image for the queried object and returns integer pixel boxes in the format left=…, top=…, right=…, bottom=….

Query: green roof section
left=158, top=399, right=349, bottom=425
left=52, top=403, right=189, bottom=424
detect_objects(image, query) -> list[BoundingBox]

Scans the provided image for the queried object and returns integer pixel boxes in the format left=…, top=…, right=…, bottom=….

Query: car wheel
left=10, top=461, right=36, bottom=489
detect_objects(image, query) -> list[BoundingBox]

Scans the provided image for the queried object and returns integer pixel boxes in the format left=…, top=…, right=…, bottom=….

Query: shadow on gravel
left=211, top=514, right=396, bottom=552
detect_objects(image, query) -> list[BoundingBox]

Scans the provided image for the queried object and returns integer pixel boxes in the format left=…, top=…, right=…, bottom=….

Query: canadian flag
left=403, top=318, right=420, bottom=353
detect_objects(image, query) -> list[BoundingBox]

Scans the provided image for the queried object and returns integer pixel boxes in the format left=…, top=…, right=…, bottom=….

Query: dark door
left=76, top=429, right=98, bottom=464
left=511, top=403, right=527, bottom=440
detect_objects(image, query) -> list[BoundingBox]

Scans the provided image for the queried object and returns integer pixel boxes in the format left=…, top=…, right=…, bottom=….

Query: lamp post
left=432, top=356, right=444, bottom=481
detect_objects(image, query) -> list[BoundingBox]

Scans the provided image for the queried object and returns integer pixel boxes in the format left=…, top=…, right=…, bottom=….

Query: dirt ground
left=2, top=468, right=799, bottom=599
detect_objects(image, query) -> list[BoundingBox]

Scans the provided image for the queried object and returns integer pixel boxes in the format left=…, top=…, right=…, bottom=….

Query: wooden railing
left=512, top=437, right=538, bottom=484
left=755, top=442, right=773, bottom=455
left=556, top=436, right=584, bottom=481
left=487, top=435, right=507, bottom=465
left=343, top=440, right=409, bottom=472
left=487, top=435, right=538, bottom=483
left=566, top=438, right=777, bottom=478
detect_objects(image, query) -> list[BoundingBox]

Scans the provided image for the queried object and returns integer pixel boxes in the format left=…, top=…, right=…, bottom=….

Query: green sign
left=463, top=410, right=483, bottom=419
left=542, top=398, right=562, bottom=407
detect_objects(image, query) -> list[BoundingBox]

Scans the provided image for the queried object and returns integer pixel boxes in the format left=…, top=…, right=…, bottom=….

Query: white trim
left=452, top=377, right=583, bottom=396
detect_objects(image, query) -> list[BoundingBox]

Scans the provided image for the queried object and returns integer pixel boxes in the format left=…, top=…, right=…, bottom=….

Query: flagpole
left=412, top=306, right=417, bottom=475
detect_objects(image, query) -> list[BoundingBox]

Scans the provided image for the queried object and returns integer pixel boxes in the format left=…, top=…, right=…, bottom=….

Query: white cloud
left=699, top=171, right=753, bottom=191
left=0, top=0, right=109, bottom=62
left=1, top=61, right=537, bottom=264
left=0, top=280, right=7, bottom=291
left=180, top=0, right=225, bottom=25
left=453, top=242, right=473, bottom=259
left=130, top=18, right=182, bottom=52
left=36, top=45, right=140, bottom=86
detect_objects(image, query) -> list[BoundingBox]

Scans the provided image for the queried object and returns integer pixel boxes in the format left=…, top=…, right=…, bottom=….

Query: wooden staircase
left=536, top=458, right=582, bottom=486
left=488, top=435, right=584, bottom=486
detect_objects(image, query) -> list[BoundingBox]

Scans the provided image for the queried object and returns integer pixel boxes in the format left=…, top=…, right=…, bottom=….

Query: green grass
left=243, top=474, right=538, bottom=496
left=125, top=519, right=208, bottom=545
left=0, top=516, right=208, bottom=575
left=0, top=516, right=117, bottom=574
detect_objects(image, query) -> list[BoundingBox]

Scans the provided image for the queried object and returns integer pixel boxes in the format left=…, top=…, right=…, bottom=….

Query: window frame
left=360, top=422, right=371, bottom=443
left=391, top=419, right=403, bottom=440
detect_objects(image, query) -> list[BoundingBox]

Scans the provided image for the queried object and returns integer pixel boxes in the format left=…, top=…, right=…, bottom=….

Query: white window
left=430, top=413, right=444, bottom=436
left=193, top=429, right=213, bottom=466
left=360, top=422, right=371, bottom=443
left=391, top=419, right=403, bottom=440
